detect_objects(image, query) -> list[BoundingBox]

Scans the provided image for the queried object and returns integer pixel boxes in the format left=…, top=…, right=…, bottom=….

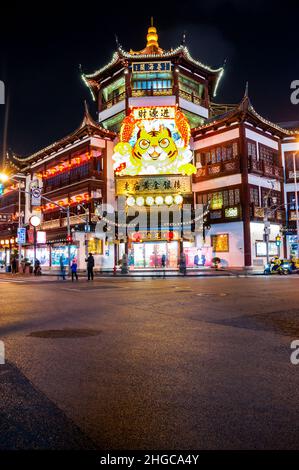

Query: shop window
left=211, top=234, right=229, bottom=252
left=88, top=238, right=103, bottom=254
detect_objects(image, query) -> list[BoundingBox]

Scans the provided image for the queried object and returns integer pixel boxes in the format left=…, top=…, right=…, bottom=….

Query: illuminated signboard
left=132, top=61, right=171, bottom=73
left=115, top=175, right=192, bottom=195
left=132, top=106, right=175, bottom=121
left=112, top=106, right=196, bottom=176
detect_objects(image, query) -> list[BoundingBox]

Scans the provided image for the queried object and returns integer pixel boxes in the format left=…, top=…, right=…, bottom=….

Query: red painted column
left=240, top=123, right=252, bottom=267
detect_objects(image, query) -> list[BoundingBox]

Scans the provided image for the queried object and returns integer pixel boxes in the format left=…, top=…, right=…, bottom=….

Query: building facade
left=1, top=22, right=298, bottom=270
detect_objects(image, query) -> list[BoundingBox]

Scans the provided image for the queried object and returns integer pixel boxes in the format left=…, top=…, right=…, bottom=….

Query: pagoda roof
left=193, top=90, right=293, bottom=139
left=82, top=23, right=224, bottom=99
left=14, top=103, right=116, bottom=167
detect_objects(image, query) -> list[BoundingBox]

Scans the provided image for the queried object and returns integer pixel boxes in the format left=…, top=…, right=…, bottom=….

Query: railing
left=248, top=157, right=283, bottom=180
left=101, top=91, right=126, bottom=110
left=208, top=205, right=242, bottom=222
left=193, top=158, right=240, bottom=181
left=131, top=88, right=173, bottom=97
left=178, top=89, right=206, bottom=107
left=251, top=204, right=285, bottom=222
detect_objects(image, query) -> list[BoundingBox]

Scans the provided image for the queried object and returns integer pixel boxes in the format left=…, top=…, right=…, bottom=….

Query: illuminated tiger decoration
left=113, top=109, right=196, bottom=176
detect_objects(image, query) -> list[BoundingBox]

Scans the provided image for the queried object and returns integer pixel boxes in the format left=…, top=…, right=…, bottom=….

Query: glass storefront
left=130, top=241, right=179, bottom=268
left=51, top=245, right=78, bottom=266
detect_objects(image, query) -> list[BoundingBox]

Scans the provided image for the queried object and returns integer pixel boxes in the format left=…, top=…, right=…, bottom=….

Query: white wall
left=206, top=221, right=244, bottom=267
left=192, top=128, right=240, bottom=150
left=250, top=222, right=281, bottom=266
left=245, top=128, right=279, bottom=155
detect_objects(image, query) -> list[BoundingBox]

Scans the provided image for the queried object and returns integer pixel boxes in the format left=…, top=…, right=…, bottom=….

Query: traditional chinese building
left=81, top=20, right=224, bottom=268
left=11, top=104, right=116, bottom=270
left=1, top=21, right=299, bottom=270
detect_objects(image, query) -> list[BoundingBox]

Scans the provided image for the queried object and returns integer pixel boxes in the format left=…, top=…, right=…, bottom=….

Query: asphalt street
left=0, top=275, right=299, bottom=450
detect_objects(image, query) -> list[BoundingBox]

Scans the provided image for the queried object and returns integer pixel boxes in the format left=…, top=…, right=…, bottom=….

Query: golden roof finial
left=146, top=17, right=159, bottom=49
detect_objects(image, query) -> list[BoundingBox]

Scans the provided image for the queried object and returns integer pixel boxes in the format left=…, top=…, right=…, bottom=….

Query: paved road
left=1, top=276, right=299, bottom=449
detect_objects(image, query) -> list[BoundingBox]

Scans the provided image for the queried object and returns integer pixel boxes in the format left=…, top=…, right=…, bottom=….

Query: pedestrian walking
left=71, top=258, right=78, bottom=282
left=161, top=253, right=166, bottom=268
left=59, top=255, right=66, bottom=280
left=86, top=252, right=95, bottom=280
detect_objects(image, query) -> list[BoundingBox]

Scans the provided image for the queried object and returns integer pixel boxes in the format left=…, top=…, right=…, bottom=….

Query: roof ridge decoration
left=82, top=25, right=225, bottom=97
left=193, top=90, right=292, bottom=136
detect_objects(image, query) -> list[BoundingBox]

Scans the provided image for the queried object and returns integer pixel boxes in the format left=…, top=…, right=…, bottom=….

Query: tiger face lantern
left=112, top=108, right=196, bottom=176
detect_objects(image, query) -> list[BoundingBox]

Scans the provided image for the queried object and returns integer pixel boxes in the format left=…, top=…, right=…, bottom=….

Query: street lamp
left=29, top=215, right=41, bottom=268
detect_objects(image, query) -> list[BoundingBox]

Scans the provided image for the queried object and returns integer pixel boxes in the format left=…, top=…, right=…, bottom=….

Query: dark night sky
left=0, top=0, right=298, bottom=157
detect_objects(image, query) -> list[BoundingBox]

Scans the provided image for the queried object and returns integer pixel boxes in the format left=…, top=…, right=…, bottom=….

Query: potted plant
left=211, top=257, right=221, bottom=269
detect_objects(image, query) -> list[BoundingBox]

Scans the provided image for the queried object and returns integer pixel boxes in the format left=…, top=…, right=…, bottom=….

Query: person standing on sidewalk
left=59, top=255, right=66, bottom=281
left=86, top=253, right=95, bottom=281
left=179, top=252, right=187, bottom=276
left=11, top=256, right=17, bottom=275
left=71, top=258, right=78, bottom=282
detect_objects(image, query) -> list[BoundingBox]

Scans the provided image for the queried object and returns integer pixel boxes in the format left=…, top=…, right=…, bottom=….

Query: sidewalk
left=0, top=267, right=265, bottom=280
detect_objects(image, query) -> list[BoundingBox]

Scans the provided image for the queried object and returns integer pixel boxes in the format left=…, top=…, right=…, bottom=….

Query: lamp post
left=29, top=215, right=41, bottom=268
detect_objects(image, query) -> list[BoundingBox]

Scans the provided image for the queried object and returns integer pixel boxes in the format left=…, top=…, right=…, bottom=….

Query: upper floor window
left=197, top=188, right=240, bottom=209
left=250, top=186, right=259, bottom=206
left=197, top=141, right=238, bottom=165
left=132, top=72, right=172, bottom=93
left=247, top=141, right=257, bottom=160
left=259, top=144, right=278, bottom=165
left=178, top=74, right=204, bottom=98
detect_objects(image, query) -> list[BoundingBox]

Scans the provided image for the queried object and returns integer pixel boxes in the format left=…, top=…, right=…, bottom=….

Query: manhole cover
left=28, top=329, right=102, bottom=338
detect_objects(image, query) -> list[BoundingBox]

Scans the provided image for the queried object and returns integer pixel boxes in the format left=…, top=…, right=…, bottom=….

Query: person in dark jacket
left=11, top=256, right=17, bottom=274
left=86, top=253, right=95, bottom=280
left=71, top=259, right=78, bottom=281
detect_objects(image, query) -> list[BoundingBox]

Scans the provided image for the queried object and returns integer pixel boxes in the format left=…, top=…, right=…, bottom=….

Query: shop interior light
left=126, top=196, right=135, bottom=207
left=136, top=196, right=145, bottom=207
left=155, top=196, right=164, bottom=206
left=174, top=194, right=183, bottom=205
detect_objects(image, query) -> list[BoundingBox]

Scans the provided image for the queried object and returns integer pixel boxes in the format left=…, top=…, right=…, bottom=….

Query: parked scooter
left=264, top=256, right=290, bottom=275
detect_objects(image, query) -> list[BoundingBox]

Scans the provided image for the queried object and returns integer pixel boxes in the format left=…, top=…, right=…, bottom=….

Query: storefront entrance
left=130, top=241, right=179, bottom=268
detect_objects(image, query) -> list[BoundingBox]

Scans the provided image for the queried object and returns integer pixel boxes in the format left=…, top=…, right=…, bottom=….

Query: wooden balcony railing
left=193, top=158, right=240, bottom=182
left=101, top=91, right=126, bottom=110
left=208, top=204, right=242, bottom=223
left=248, top=157, right=283, bottom=180
left=131, top=88, right=173, bottom=98
left=178, top=89, right=207, bottom=107
left=251, top=204, right=285, bottom=222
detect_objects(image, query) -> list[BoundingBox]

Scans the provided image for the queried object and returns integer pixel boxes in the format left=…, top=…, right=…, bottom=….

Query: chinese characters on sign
left=132, top=61, right=171, bottom=73
left=132, top=106, right=175, bottom=121
left=116, top=175, right=192, bottom=196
